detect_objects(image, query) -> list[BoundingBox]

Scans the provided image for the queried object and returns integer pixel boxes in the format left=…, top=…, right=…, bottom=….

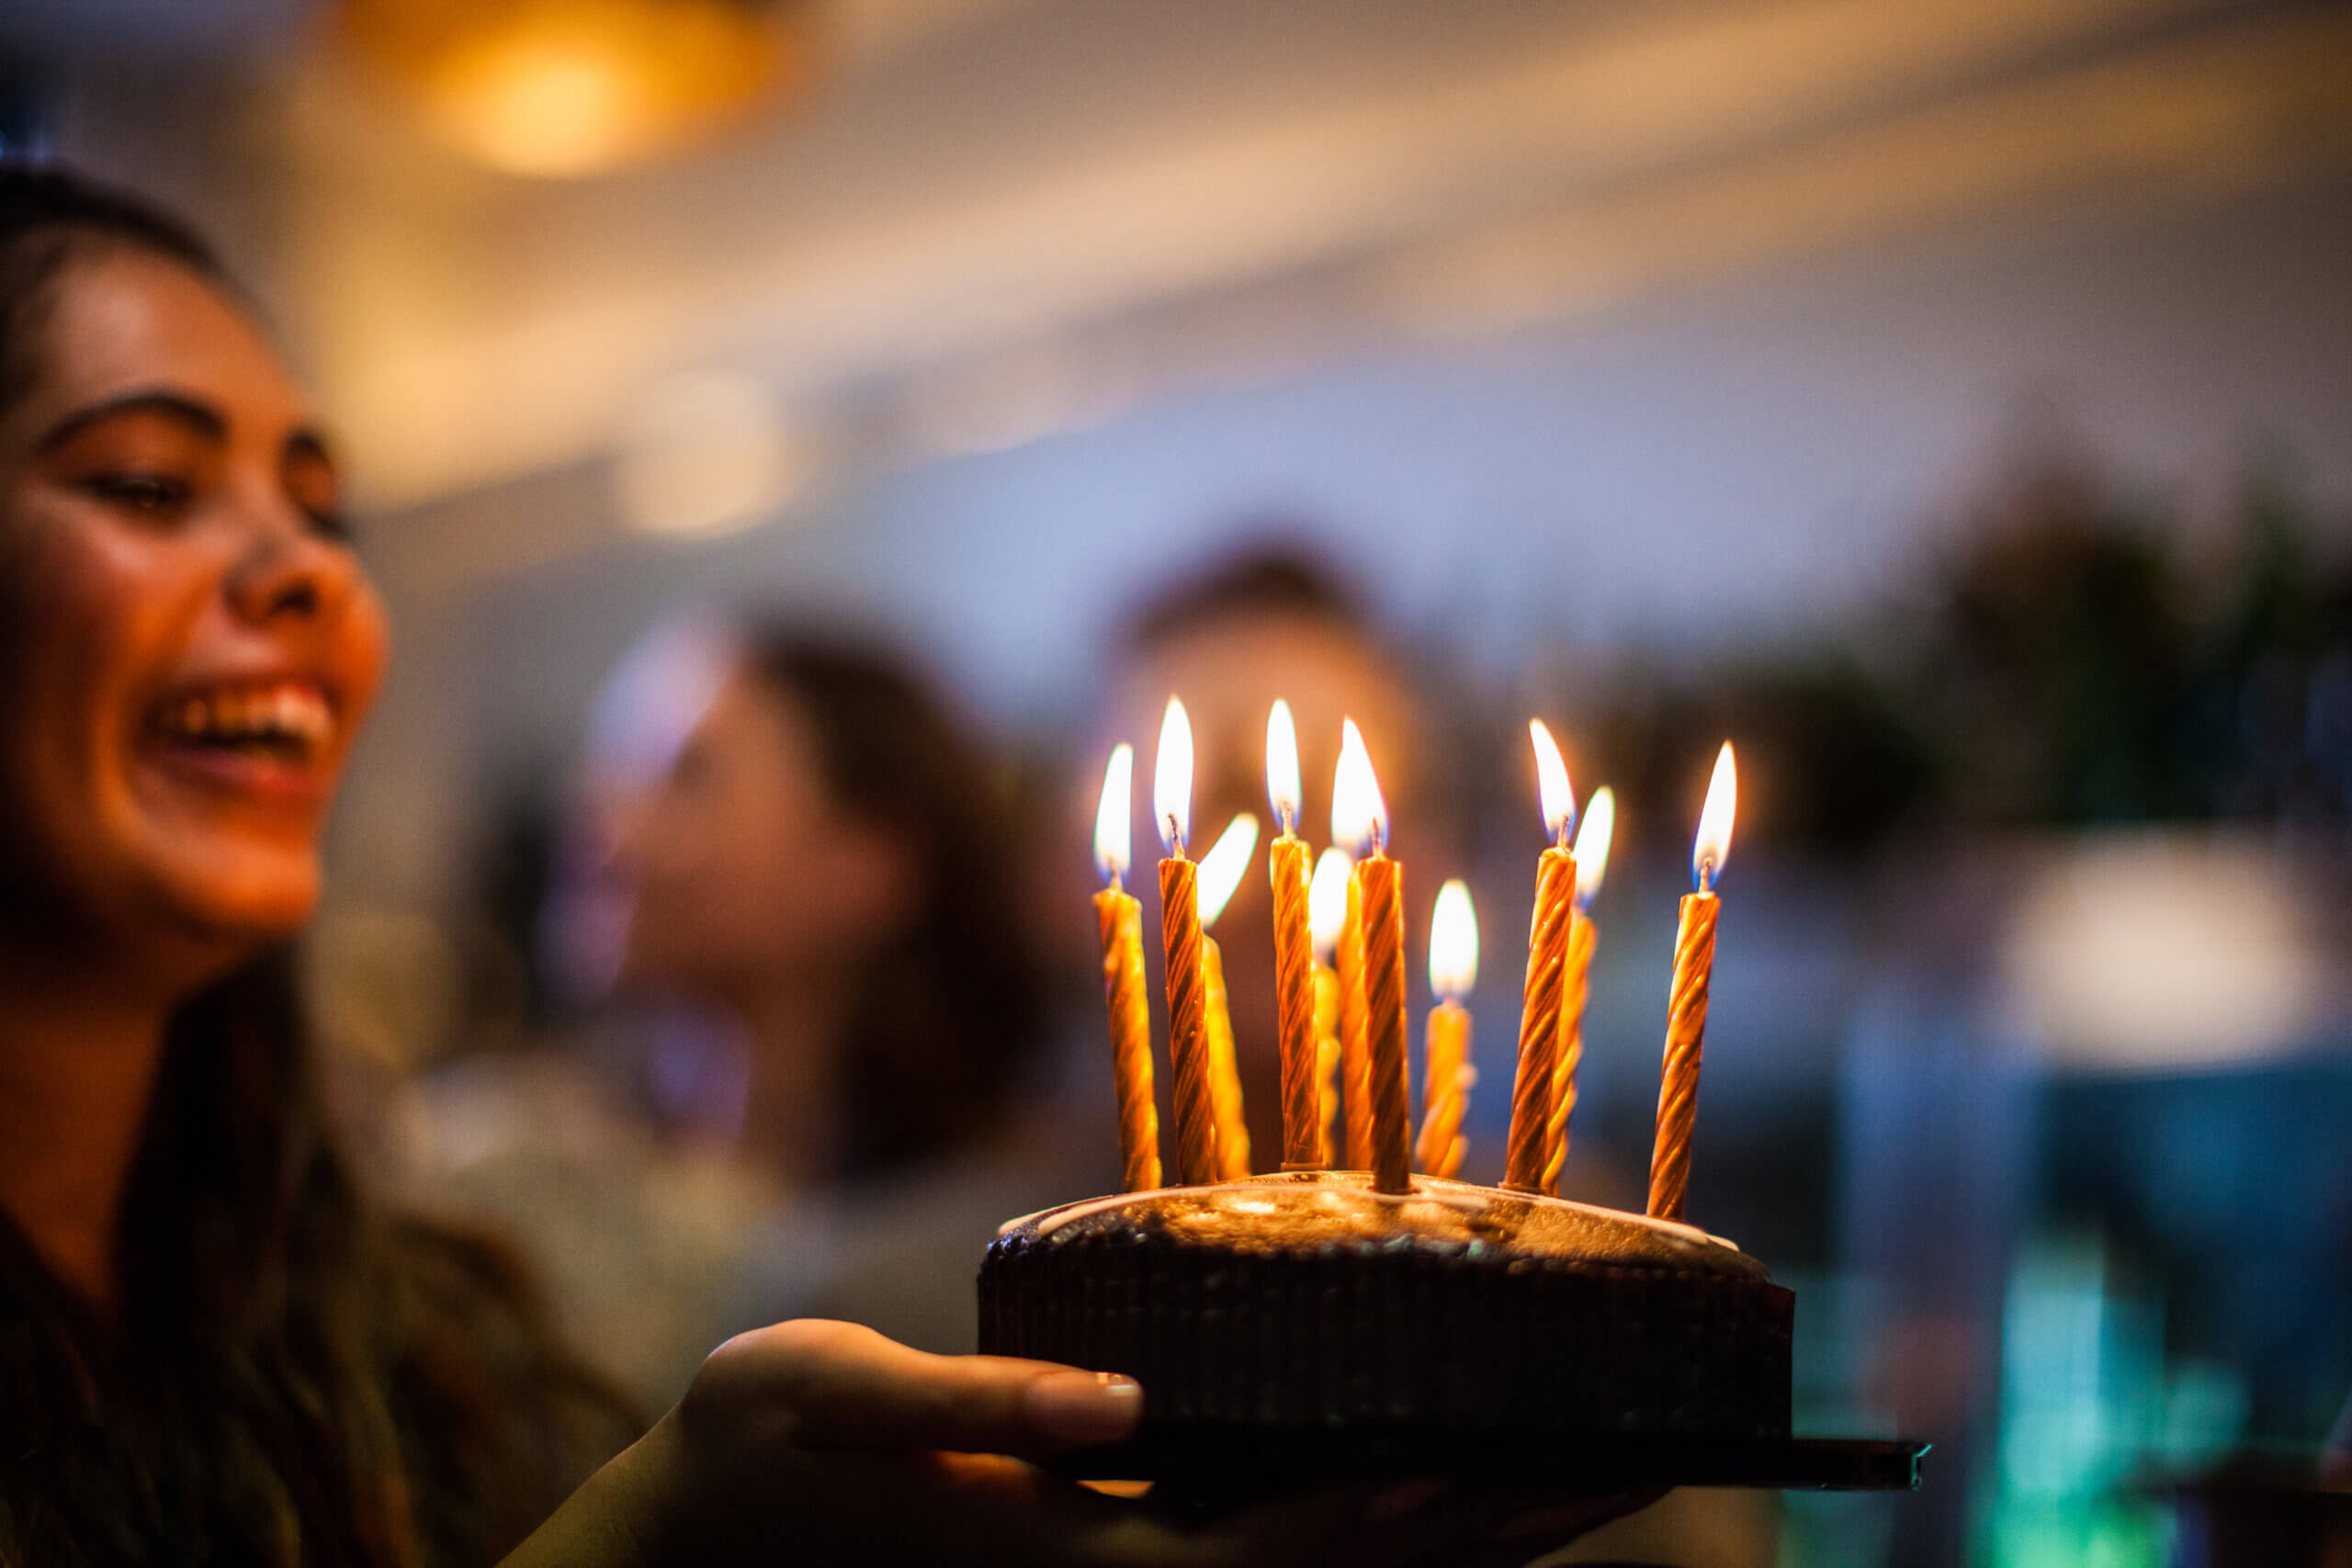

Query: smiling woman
left=0, top=163, right=639, bottom=1568
left=6, top=290, right=384, bottom=945
left=0, top=164, right=1642, bottom=1568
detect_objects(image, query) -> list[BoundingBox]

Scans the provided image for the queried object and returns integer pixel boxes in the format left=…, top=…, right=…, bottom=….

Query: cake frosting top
left=995, top=1170, right=1769, bottom=1281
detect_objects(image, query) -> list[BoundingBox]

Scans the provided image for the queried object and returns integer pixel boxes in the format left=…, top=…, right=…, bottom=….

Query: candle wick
left=1276, top=804, right=1295, bottom=839
left=1555, top=819, right=1574, bottom=852
left=1166, top=814, right=1187, bottom=860
left=1695, top=857, right=1717, bottom=895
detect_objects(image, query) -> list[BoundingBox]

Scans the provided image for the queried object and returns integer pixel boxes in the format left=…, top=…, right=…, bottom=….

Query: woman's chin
left=146, top=852, right=322, bottom=963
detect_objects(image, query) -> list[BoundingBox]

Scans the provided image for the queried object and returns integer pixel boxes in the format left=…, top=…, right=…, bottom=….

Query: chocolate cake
left=978, top=1170, right=1791, bottom=1441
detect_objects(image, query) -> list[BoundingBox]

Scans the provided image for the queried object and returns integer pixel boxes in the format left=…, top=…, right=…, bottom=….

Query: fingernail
left=1026, top=1370, right=1143, bottom=1444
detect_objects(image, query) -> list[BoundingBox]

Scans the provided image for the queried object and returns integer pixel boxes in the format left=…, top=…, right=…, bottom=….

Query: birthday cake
left=1005, top=715, right=1781, bottom=1452
left=978, top=1170, right=1791, bottom=1441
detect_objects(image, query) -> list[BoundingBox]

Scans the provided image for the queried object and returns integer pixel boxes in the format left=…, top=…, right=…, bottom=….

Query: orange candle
left=1314, top=984, right=1342, bottom=1163
left=1544, top=786, right=1613, bottom=1196
left=1195, top=813, right=1261, bottom=1182
left=1356, top=854, right=1411, bottom=1195
left=1201, top=940, right=1248, bottom=1179
left=1503, top=721, right=1577, bottom=1194
left=1308, top=847, right=1350, bottom=1166
left=1415, top=879, right=1478, bottom=1179
left=1337, top=719, right=1411, bottom=1195
left=1091, top=743, right=1160, bottom=1192
left=1265, top=701, right=1322, bottom=1170
left=1648, top=744, right=1736, bottom=1224
left=1333, top=834, right=1374, bottom=1170
left=1154, top=697, right=1217, bottom=1187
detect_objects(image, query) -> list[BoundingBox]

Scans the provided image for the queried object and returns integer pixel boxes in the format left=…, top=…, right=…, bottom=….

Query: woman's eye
left=85, top=472, right=191, bottom=516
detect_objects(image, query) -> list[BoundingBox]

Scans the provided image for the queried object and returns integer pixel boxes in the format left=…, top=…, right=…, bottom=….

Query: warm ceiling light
left=342, top=0, right=811, bottom=177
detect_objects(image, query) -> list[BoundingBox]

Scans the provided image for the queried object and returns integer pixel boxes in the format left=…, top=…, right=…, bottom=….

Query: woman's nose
left=224, top=502, right=358, bottom=626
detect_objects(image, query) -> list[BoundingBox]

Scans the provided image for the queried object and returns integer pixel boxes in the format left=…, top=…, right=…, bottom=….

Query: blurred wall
left=11, top=0, right=2350, bottom=919
left=343, top=166, right=2352, bottom=915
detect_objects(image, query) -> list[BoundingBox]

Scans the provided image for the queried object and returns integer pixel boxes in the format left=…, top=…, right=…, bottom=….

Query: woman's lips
left=141, top=678, right=340, bottom=805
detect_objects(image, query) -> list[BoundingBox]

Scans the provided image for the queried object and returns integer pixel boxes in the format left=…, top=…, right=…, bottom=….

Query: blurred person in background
left=0, top=161, right=1637, bottom=1568
left=410, top=619, right=1113, bottom=1408
left=1101, top=547, right=1435, bottom=1165
left=616, top=628, right=1053, bottom=1188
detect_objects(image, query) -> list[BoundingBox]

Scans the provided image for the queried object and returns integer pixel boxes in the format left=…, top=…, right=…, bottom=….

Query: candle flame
left=1529, top=720, right=1577, bottom=845
left=1154, top=696, right=1193, bottom=856
left=1692, top=741, right=1737, bottom=891
left=1195, top=813, right=1261, bottom=929
left=1265, top=699, right=1302, bottom=833
left=1308, top=845, right=1352, bottom=959
left=1572, top=785, right=1615, bottom=908
left=1093, top=743, right=1133, bottom=884
left=1331, top=717, right=1387, bottom=857
left=1429, top=878, right=1478, bottom=1000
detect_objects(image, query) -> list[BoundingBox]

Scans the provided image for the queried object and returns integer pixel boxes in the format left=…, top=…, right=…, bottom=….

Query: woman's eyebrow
left=35, top=389, right=227, bottom=454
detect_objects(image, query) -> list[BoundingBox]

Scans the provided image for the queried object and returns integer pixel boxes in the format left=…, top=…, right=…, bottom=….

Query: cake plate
left=1046, top=1426, right=1927, bottom=1494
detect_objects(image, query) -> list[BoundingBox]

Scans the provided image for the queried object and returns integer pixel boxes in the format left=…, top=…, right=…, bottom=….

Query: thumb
left=702, top=1319, right=1144, bottom=1461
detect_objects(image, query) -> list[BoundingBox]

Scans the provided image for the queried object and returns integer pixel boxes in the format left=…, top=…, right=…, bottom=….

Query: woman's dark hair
left=0, top=160, right=228, bottom=412
left=0, top=164, right=637, bottom=1567
left=738, top=632, right=1050, bottom=1179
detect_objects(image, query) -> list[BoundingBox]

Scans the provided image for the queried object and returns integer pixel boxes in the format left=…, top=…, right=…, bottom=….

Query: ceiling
left=39, top=0, right=2352, bottom=524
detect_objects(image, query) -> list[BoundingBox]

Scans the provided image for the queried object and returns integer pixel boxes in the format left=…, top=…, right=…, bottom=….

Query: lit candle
left=1331, top=753, right=1374, bottom=1172
left=1265, top=700, right=1323, bottom=1170
left=1091, top=743, right=1161, bottom=1192
left=1195, top=812, right=1261, bottom=1181
left=1308, top=846, right=1351, bottom=1166
left=1155, top=697, right=1218, bottom=1187
left=1544, top=785, right=1613, bottom=1195
left=1647, top=743, right=1736, bottom=1223
left=1415, top=879, right=1478, bottom=1179
left=1336, top=719, right=1411, bottom=1194
left=1503, top=720, right=1577, bottom=1194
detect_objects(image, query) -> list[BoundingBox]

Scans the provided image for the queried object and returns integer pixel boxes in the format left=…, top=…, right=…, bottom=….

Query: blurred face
left=616, top=671, right=913, bottom=996
left=0, top=248, right=389, bottom=980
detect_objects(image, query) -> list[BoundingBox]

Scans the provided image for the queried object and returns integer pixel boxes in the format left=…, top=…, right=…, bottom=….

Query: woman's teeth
left=160, top=685, right=334, bottom=755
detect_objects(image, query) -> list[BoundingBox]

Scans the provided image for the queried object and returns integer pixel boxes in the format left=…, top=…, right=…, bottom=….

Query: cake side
left=980, top=1173, right=1792, bottom=1439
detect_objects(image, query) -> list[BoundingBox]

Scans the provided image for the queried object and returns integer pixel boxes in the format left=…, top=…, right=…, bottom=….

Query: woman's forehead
left=18, top=247, right=307, bottom=436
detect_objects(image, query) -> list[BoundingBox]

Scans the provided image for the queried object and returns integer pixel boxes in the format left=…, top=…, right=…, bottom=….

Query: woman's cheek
left=336, top=581, right=393, bottom=740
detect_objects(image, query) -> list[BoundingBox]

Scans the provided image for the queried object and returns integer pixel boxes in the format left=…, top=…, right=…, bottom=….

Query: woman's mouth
left=144, top=680, right=339, bottom=800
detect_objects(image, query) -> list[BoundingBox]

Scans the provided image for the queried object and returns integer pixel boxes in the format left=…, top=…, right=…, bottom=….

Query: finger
left=722, top=1319, right=1144, bottom=1458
